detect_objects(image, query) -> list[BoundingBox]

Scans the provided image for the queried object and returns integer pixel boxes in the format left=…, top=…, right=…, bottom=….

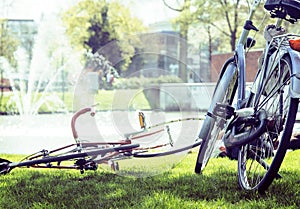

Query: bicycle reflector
left=289, top=38, right=300, bottom=52
left=139, top=112, right=146, bottom=129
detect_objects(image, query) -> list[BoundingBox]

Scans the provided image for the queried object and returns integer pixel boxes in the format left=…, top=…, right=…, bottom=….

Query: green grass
left=0, top=89, right=151, bottom=113
left=0, top=150, right=299, bottom=209
left=95, top=89, right=151, bottom=110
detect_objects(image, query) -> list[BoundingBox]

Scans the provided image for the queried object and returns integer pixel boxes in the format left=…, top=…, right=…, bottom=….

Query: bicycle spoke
left=238, top=52, right=297, bottom=191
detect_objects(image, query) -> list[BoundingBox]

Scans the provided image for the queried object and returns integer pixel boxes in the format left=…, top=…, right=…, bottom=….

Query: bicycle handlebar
left=71, top=106, right=96, bottom=140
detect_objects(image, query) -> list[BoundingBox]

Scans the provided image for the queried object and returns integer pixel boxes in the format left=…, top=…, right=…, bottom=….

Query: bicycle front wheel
left=238, top=55, right=298, bottom=192
left=195, top=61, right=237, bottom=173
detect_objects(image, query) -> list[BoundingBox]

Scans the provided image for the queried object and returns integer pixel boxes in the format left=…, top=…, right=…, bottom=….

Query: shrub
left=113, top=75, right=182, bottom=89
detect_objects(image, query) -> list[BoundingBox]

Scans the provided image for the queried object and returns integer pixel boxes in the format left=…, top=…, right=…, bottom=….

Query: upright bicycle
left=195, top=0, right=300, bottom=192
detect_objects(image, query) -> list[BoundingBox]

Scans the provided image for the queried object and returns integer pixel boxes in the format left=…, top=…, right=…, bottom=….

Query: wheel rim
left=238, top=57, right=292, bottom=190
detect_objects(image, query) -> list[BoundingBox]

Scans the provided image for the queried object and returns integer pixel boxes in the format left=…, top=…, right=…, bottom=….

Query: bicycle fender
left=198, top=62, right=238, bottom=140
left=195, top=62, right=238, bottom=173
left=288, top=49, right=300, bottom=98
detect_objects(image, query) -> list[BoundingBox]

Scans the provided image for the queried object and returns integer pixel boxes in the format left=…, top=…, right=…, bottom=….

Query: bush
left=113, top=75, right=182, bottom=89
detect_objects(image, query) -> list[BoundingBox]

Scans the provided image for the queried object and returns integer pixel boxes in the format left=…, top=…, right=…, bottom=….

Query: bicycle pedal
left=213, top=103, right=235, bottom=120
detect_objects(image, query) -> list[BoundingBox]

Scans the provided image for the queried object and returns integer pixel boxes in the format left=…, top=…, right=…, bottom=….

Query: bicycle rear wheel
left=195, top=61, right=237, bottom=173
left=238, top=55, right=298, bottom=192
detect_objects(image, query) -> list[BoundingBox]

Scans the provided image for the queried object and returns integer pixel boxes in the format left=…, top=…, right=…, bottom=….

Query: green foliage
left=0, top=94, right=11, bottom=113
left=0, top=150, right=299, bottom=208
left=183, top=0, right=278, bottom=53
left=190, top=0, right=249, bottom=52
left=171, top=0, right=192, bottom=38
left=62, top=0, right=146, bottom=70
left=113, top=75, right=182, bottom=89
left=0, top=19, right=19, bottom=67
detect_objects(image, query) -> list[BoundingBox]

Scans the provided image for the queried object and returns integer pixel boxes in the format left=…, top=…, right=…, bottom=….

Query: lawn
left=0, top=89, right=151, bottom=113
left=0, top=150, right=299, bottom=209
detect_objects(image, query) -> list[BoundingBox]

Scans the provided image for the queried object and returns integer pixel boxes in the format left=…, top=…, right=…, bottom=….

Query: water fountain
left=4, top=15, right=82, bottom=115
left=0, top=14, right=82, bottom=154
left=6, top=49, right=66, bottom=115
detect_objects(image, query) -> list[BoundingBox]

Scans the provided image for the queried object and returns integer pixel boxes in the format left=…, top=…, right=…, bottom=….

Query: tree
left=62, top=0, right=145, bottom=71
left=0, top=19, right=19, bottom=67
left=163, top=0, right=247, bottom=81
left=0, top=19, right=19, bottom=111
left=193, top=0, right=248, bottom=52
left=194, top=0, right=274, bottom=52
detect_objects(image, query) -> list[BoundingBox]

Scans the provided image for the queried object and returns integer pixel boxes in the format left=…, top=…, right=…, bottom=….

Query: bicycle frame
left=235, top=0, right=261, bottom=109
left=195, top=0, right=261, bottom=172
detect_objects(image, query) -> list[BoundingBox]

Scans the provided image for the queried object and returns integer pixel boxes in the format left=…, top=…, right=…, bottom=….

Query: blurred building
left=124, top=20, right=208, bottom=83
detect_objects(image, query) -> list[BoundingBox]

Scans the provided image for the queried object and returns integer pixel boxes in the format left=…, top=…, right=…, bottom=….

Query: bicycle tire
left=195, top=61, right=238, bottom=173
left=238, top=55, right=298, bottom=192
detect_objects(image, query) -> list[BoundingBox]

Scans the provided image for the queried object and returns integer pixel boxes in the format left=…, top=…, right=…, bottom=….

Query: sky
left=0, top=0, right=75, bottom=20
left=123, top=0, right=179, bottom=25
left=0, top=0, right=179, bottom=25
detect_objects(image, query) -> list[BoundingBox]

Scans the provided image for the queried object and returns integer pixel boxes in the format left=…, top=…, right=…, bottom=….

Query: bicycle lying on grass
left=195, top=0, right=300, bottom=192
left=0, top=105, right=203, bottom=175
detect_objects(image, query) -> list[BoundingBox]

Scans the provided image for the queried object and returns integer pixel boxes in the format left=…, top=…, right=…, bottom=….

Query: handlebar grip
left=90, top=104, right=97, bottom=117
